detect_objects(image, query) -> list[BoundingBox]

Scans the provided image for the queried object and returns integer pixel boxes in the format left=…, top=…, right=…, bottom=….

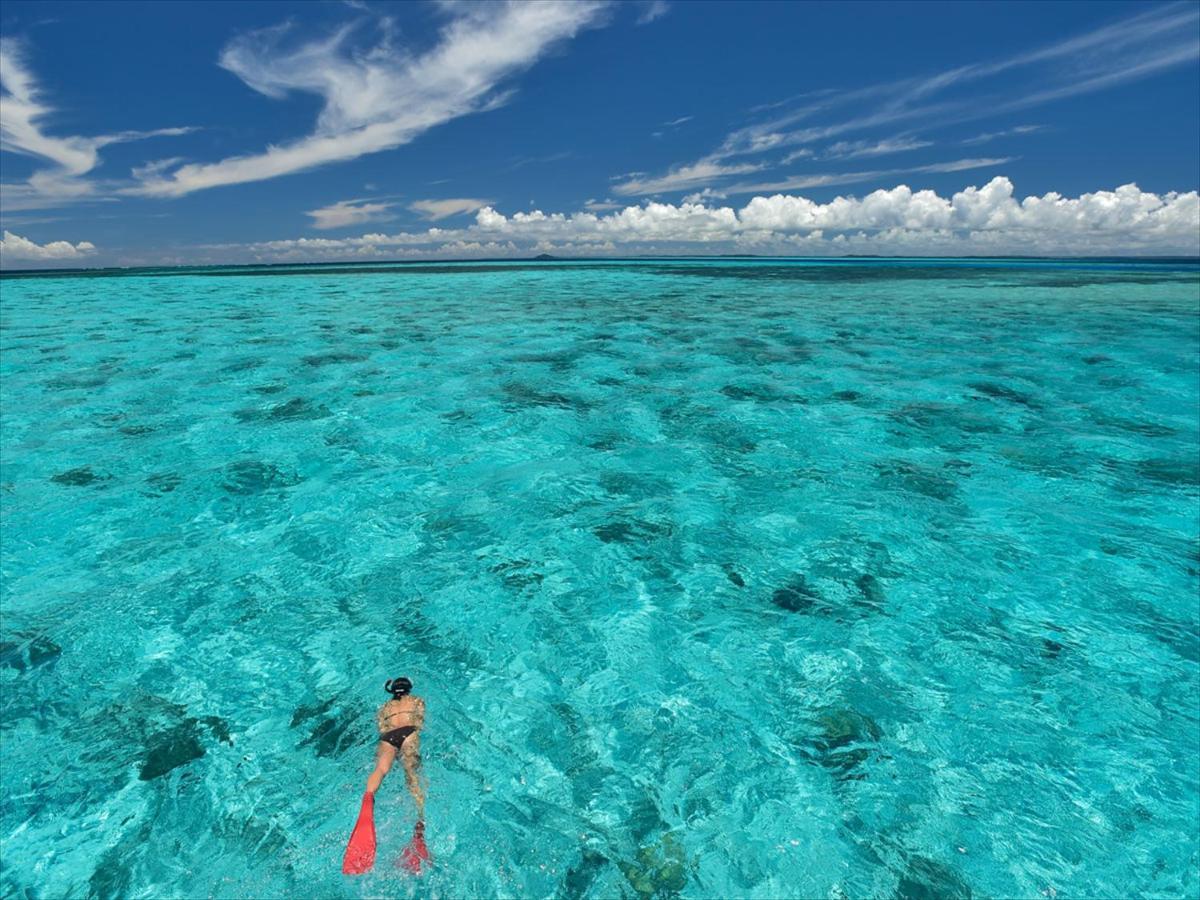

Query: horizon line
left=3, top=253, right=1199, bottom=278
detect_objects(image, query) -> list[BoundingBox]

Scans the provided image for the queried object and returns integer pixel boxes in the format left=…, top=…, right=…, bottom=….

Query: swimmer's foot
left=398, top=820, right=431, bottom=875
left=342, top=792, right=377, bottom=875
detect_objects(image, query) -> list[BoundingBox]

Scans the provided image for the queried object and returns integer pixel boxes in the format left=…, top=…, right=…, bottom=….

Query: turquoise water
left=1, top=258, right=1197, bottom=899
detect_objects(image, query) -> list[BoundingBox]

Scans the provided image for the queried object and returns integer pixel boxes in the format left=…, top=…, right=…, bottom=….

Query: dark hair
left=385, top=677, right=413, bottom=698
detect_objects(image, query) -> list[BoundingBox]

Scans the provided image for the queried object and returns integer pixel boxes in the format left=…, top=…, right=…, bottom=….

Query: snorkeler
left=342, top=677, right=431, bottom=875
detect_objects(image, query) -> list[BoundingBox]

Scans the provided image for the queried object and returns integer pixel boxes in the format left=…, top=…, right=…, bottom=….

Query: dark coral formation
left=221, top=460, right=303, bottom=494
left=806, top=708, right=883, bottom=780
left=771, top=575, right=826, bottom=613
left=0, top=633, right=62, bottom=673
left=51, top=466, right=108, bottom=487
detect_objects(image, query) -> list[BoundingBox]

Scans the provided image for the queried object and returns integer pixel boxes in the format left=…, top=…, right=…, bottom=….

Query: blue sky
left=1, top=0, right=1197, bottom=266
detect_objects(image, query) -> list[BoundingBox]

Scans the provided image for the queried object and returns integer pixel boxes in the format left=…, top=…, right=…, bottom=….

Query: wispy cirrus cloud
left=583, top=197, right=622, bottom=211
left=130, top=157, right=187, bottom=181
left=743, top=3, right=1196, bottom=159
left=962, top=124, right=1042, bottom=146
left=637, top=1, right=670, bottom=25
left=616, top=3, right=1199, bottom=196
left=652, top=114, right=693, bottom=138
left=508, top=151, right=572, bottom=170
left=409, top=198, right=492, bottom=220
left=781, top=148, right=814, bottom=164
left=722, top=157, right=1014, bottom=195
left=612, top=159, right=765, bottom=196
left=307, top=197, right=397, bottom=230
left=129, top=2, right=608, bottom=198
left=918, top=157, right=1015, bottom=174
left=0, top=38, right=194, bottom=211
left=824, top=136, right=933, bottom=159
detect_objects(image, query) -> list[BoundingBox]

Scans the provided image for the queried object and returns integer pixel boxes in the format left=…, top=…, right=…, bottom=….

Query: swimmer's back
left=377, top=696, right=424, bottom=734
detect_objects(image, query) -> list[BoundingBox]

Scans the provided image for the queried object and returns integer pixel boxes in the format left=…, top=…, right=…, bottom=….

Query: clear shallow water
left=1, top=258, right=1197, bottom=899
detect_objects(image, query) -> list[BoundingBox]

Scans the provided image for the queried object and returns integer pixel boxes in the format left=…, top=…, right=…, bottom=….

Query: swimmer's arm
left=375, top=704, right=387, bottom=732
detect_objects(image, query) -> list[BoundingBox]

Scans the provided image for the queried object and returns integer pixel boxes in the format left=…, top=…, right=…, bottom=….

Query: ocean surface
left=1, top=258, right=1197, bottom=899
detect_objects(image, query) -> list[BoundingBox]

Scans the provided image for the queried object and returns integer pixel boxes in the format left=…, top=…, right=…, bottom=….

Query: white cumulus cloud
left=0, top=229, right=96, bottom=263
left=219, top=177, right=1199, bottom=262
left=682, top=187, right=728, bottom=204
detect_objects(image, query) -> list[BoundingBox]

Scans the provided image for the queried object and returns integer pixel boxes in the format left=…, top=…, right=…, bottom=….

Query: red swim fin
left=398, top=820, right=432, bottom=875
left=342, top=792, right=377, bottom=875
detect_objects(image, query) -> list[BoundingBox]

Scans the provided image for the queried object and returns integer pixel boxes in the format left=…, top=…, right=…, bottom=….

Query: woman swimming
left=343, top=676, right=430, bottom=875
left=367, top=676, right=425, bottom=817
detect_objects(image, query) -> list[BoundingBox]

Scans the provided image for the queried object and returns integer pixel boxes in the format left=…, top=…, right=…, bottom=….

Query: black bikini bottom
left=381, top=726, right=416, bottom=750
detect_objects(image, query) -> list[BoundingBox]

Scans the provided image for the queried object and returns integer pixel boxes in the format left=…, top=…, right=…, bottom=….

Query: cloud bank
left=131, top=2, right=606, bottom=198
left=0, top=229, right=95, bottom=262
left=220, top=177, right=1199, bottom=262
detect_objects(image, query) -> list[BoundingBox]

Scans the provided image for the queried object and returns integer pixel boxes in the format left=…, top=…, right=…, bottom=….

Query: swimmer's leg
left=400, top=733, right=425, bottom=819
left=366, top=741, right=396, bottom=795
left=397, top=733, right=432, bottom=874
